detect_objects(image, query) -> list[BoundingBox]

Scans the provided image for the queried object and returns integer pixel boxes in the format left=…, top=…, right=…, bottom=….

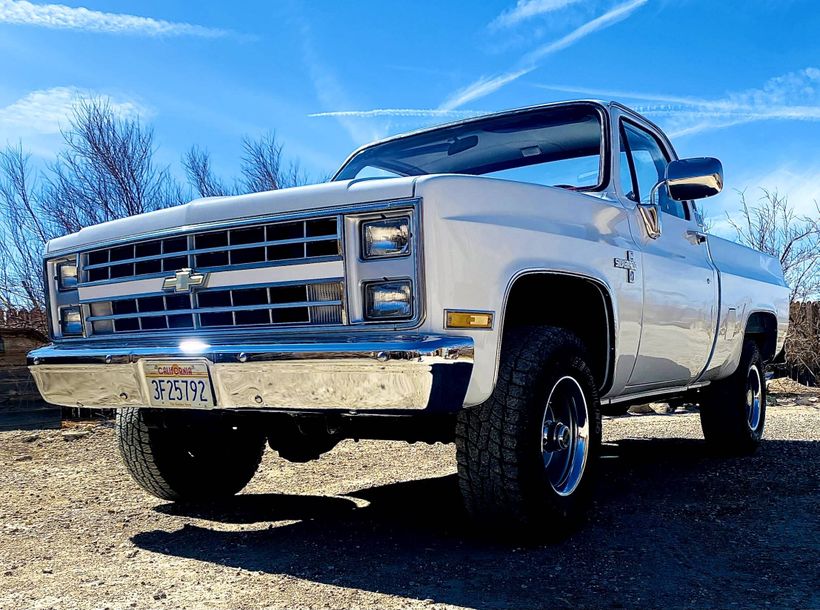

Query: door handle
left=686, top=230, right=707, bottom=245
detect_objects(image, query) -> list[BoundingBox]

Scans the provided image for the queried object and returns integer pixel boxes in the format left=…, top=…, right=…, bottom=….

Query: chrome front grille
left=86, top=281, right=344, bottom=335
left=82, top=217, right=341, bottom=285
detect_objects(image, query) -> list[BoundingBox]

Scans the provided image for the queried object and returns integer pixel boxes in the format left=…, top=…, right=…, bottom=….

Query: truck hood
left=46, top=176, right=417, bottom=255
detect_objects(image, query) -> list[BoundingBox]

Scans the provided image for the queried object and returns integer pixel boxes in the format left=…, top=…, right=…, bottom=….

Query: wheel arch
left=499, top=270, right=616, bottom=395
left=745, top=309, right=779, bottom=363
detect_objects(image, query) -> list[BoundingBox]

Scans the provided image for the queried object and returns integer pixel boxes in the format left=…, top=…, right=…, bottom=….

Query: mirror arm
left=637, top=180, right=664, bottom=239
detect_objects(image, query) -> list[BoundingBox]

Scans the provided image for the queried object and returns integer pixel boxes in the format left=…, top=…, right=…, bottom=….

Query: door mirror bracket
left=637, top=182, right=663, bottom=239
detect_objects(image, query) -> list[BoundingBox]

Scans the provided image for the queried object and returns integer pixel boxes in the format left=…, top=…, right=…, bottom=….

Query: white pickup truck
left=29, top=100, right=789, bottom=533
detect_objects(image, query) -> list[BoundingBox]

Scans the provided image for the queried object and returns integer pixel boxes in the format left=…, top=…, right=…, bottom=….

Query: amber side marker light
left=445, top=310, right=494, bottom=330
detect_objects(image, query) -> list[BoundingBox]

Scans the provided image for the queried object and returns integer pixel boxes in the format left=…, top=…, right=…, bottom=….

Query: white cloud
left=0, top=87, right=149, bottom=155
left=524, top=0, right=647, bottom=64
left=439, top=68, right=533, bottom=112
left=440, top=0, right=648, bottom=111
left=0, top=0, right=229, bottom=37
left=293, top=16, right=384, bottom=145
left=535, top=67, right=820, bottom=137
left=490, top=0, right=583, bottom=30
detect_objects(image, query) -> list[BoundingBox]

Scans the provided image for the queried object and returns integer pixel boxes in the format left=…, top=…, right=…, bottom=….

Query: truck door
left=617, top=118, right=718, bottom=389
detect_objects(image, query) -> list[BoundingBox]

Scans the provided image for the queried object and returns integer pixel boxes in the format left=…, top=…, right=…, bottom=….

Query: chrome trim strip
left=78, top=254, right=344, bottom=289
left=78, top=261, right=345, bottom=302
left=29, top=333, right=472, bottom=364
left=604, top=381, right=710, bottom=405
left=80, top=276, right=343, bottom=304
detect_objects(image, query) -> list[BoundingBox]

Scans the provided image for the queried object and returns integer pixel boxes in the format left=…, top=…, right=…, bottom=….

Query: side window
left=621, top=121, right=689, bottom=220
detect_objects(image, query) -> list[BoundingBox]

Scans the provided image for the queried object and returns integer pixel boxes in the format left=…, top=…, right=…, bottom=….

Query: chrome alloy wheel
left=540, top=375, right=590, bottom=497
left=746, top=364, right=763, bottom=432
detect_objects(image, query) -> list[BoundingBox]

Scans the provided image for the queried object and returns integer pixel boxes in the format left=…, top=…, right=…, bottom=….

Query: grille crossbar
left=86, top=281, right=344, bottom=335
left=82, top=216, right=341, bottom=284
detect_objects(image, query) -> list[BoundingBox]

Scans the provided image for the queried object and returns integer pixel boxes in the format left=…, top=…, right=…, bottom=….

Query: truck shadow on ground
left=133, top=437, right=819, bottom=609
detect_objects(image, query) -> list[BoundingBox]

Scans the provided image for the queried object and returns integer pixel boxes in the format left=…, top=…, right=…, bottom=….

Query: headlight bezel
left=360, top=215, right=411, bottom=260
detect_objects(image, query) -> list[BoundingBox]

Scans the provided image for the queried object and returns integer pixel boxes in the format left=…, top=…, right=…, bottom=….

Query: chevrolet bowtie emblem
left=163, top=268, right=208, bottom=293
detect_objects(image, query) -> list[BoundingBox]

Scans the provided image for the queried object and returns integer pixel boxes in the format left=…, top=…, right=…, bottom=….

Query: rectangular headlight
left=364, top=280, right=412, bottom=320
left=362, top=216, right=410, bottom=259
left=60, top=307, right=83, bottom=336
left=57, top=257, right=78, bottom=290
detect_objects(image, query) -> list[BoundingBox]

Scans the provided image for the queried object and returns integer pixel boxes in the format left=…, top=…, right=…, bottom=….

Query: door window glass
left=621, top=122, right=688, bottom=219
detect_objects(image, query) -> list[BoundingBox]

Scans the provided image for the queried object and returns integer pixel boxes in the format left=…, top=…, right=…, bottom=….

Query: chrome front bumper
left=28, top=334, right=473, bottom=413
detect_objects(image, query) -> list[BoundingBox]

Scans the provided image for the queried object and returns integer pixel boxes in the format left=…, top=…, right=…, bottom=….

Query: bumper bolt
left=119, top=392, right=128, bottom=400
left=238, top=353, right=248, bottom=363
left=254, top=395, right=263, bottom=404
left=376, top=351, right=389, bottom=362
left=105, top=355, right=112, bottom=364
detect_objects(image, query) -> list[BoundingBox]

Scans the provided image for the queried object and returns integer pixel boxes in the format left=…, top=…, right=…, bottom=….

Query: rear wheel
left=455, top=327, right=602, bottom=536
left=700, top=340, right=766, bottom=455
left=116, top=408, right=266, bottom=501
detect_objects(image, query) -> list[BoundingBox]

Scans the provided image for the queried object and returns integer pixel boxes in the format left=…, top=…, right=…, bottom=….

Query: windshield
left=334, top=104, right=605, bottom=190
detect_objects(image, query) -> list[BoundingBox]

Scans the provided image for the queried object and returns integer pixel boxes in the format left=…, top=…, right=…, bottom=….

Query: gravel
left=0, top=389, right=818, bottom=609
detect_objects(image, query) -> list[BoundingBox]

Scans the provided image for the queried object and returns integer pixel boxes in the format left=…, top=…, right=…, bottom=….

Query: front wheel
left=455, top=327, right=602, bottom=536
left=699, top=340, right=766, bottom=455
left=116, top=408, right=266, bottom=501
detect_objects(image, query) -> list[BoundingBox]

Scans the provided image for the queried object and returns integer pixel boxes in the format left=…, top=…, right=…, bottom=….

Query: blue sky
left=0, top=0, right=818, bottom=234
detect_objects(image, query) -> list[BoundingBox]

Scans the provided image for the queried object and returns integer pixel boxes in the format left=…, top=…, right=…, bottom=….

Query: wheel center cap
left=543, top=421, right=571, bottom=452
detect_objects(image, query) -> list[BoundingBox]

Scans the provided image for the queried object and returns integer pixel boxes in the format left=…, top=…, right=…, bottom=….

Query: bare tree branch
left=726, top=189, right=820, bottom=302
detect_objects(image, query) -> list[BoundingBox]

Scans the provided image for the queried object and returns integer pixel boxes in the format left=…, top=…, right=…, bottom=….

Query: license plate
left=140, top=359, right=215, bottom=408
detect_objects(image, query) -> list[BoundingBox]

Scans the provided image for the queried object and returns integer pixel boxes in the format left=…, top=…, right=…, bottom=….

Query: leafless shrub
left=183, top=132, right=313, bottom=198
left=727, top=189, right=820, bottom=302
left=183, top=146, right=231, bottom=197
left=785, top=302, right=819, bottom=386
left=44, top=99, right=183, bottom=234
left=0, top=146, right=56, bottom=309
left=727, top=189, right=820, bottom=384
left=0, top=99, right=182, bottom=310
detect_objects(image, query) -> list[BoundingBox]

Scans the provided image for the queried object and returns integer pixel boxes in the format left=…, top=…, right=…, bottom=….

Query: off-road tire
left=455, top=326, right=602, bottom=535
left=116, top=408, right=266, bottom=501
left=700, top=339, right=766, bottom=455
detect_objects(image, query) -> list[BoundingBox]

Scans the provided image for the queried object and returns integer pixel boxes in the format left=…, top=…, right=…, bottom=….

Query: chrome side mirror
left=638, top=156, right=724, bottom=239
left=666, top=157, right=723, bottom=201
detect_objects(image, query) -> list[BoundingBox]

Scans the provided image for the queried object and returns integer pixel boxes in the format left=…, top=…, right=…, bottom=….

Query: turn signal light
left=445, top=310, right=494, bottom=329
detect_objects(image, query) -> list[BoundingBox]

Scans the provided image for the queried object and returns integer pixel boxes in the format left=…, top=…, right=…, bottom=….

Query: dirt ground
left=1, top=381, right=818, bottom=610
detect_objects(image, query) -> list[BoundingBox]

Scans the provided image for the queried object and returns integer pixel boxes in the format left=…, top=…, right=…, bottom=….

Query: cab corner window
left=620, top=121, right=689, bottom=220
